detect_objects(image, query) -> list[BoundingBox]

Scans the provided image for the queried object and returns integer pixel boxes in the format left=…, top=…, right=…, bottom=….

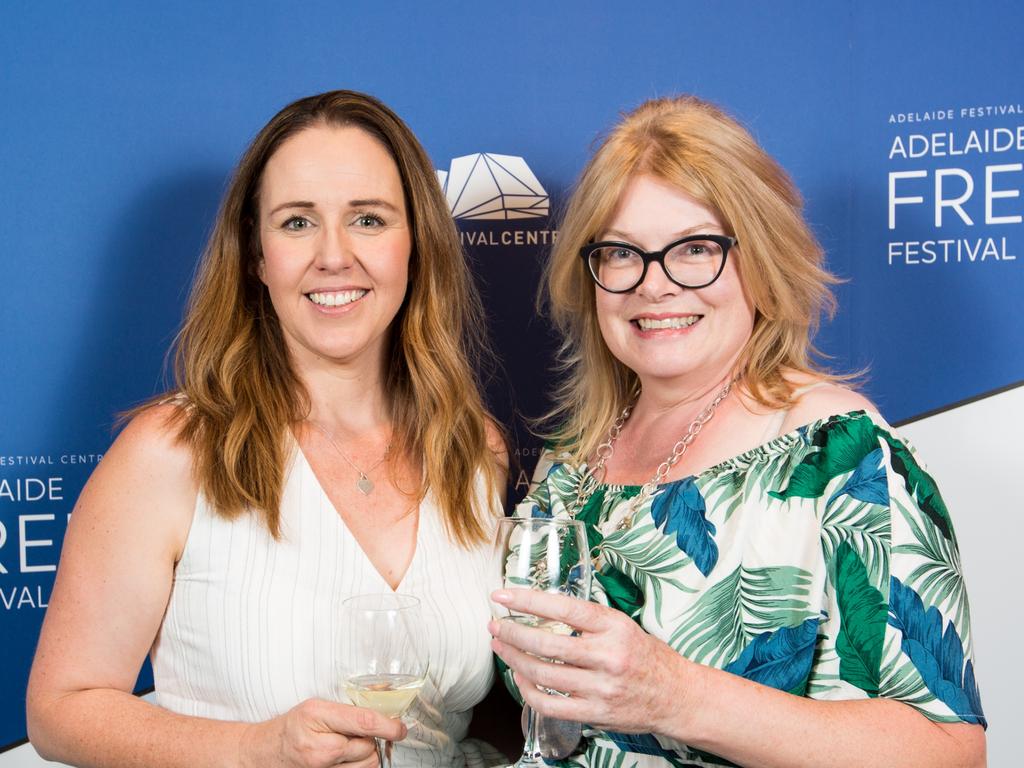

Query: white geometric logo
left=437, top=153, right=549, bottom=220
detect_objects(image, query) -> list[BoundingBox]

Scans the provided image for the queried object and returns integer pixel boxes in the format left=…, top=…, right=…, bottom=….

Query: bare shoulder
left=484, top=418, right=510, bottom=471
left=99, top=403, right=194, bottom=486
left=77, top=402, right=198, bottom=558
left=479, top=418, right=509, bottom=523
left=780, top=378, right=875, bottom=433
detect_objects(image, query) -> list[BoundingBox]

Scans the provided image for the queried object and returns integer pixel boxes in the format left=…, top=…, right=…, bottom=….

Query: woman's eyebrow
left=602, top=223, right=722, bottom=242
left=266, top=198, right=401, bottom=217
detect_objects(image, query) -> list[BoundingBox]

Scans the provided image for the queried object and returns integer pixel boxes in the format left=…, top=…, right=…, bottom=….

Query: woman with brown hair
left=27, top=90, right=506, bottom=768
left=489, top=96, right=986, bottom=767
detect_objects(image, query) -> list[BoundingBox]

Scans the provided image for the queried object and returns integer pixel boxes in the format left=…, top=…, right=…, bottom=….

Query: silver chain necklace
left=571, top=377, right=736, bottom=531
left=307, top=421, right=391, bottom=496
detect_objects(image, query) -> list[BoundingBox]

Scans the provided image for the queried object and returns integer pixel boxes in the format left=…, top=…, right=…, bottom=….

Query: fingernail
left=492, top=590, right=512, bottom=603
left=487, top=619, right=499, bottom=636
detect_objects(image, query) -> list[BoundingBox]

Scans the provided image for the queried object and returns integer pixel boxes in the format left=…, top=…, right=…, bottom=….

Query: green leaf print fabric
left=514, top=411, right=984, bottom=767
left=832, top=540, right=887, bottom=696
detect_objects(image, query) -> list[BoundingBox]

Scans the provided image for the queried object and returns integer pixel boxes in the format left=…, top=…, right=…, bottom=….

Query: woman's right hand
left=240, top=699, right=407, bottom=768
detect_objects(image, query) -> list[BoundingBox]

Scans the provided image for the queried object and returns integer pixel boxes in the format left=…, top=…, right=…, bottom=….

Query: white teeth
left=307, top=290, right=367, bottom=307
left=636, top=316, right=700, bottom=330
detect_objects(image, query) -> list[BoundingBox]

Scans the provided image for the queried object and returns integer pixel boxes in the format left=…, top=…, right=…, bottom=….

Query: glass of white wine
left=493, top=515, right=592, bottom=767
left=341, top=593, right=427, bottom=767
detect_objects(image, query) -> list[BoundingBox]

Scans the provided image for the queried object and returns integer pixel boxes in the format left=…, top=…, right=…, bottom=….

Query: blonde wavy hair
left=150, top=90, right=501, bottom=545
left=542, top=95, right=843, bottom=463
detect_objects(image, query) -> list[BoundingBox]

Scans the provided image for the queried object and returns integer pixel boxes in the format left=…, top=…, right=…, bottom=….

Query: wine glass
left=493, top=516, right=592, bottom=767
left=341, top=593, right=427, bottom=767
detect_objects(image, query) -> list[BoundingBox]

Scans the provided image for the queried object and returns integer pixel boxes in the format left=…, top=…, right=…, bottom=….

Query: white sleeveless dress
left=151, top=446, right=503, bottom=767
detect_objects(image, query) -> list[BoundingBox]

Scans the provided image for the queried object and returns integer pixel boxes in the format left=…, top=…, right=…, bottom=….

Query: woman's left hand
left=489, top=588, right=703, bottom=736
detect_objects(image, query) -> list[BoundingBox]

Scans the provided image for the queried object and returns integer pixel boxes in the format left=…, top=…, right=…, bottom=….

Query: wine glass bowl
left=492, top=516, right=592, bottom=767
left=341, top=593, right=427, bottom=766
left=494, top=516, right=590, bottom=612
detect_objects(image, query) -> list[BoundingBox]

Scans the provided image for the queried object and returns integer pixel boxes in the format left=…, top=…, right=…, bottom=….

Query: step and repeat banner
left=2, top=2, right=1021, bottom=765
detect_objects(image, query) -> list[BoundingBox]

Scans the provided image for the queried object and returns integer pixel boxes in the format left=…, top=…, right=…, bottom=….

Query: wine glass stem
left=375, top=737, right=390, bottom=767
left=516, top=705, right=545, bottom=766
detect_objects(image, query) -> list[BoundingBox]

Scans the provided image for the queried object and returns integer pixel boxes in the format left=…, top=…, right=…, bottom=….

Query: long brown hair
left=542, top=95, right=844, bottom=463
left=155, top=90, right=501, bottom=544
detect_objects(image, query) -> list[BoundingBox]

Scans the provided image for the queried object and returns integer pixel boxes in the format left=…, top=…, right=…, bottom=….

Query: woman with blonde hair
left=489, top=96, right=986, bottom=767
left=27, top=90, right=506, bottom=768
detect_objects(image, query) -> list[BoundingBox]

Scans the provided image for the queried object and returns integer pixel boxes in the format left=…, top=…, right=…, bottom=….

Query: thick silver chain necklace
left=571, top=377, right=736, bottom=531
left=307, top=421, right=391, bottom=496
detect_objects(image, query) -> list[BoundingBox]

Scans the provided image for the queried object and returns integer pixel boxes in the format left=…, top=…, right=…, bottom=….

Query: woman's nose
left=635, top=258, right=681, bottom=300
left=315, top=225, right=357, bottom=271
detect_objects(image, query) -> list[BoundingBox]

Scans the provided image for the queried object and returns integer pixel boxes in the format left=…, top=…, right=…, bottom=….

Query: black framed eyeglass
left=579, top=234, right=738, bottom=293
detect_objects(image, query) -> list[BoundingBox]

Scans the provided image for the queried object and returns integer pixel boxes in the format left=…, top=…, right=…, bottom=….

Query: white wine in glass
left=341, top=593, right=427, bottom=767
left=493, top=515, right=592, bottom=767
left=344, top=672, right=424, bottom=719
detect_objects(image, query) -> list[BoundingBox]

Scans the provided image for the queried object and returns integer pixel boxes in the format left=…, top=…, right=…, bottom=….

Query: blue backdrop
left=2, top=0, right=1022, bottom=751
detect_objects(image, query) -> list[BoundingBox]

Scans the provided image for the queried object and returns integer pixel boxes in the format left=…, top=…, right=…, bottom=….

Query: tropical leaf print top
left=514, top=410, right=985, bottom=768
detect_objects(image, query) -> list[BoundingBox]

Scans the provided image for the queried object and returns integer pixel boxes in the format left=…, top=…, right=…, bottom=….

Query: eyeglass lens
left=588, top=238, right=726, bottom=291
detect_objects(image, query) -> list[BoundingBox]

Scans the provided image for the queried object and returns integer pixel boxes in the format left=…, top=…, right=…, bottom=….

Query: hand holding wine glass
left=491, top=516, right=592, bottom=768
left=341, top=593, right=427, bottom=767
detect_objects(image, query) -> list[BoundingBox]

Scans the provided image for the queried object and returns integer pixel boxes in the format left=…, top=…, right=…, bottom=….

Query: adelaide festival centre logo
left=436, top=153, right=556, bottom=246
left=438, top=153, right=548, bottom=219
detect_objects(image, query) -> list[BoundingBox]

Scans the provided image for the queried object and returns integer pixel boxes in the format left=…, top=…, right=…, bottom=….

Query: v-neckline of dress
left=292, top=440, right=422, bottom=593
